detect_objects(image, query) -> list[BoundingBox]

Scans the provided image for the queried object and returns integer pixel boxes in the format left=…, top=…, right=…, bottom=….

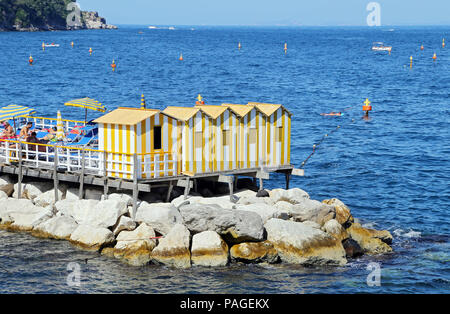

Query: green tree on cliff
left=0, top=0, right=75, bottom=29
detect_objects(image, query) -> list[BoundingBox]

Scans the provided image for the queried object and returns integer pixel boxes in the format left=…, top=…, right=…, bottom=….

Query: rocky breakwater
left=0, top=175, right=394, bottom=269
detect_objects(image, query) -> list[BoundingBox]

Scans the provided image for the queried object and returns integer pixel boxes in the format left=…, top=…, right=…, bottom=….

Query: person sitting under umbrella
left=0, top=121, right=15, bottom=139
left=19, top=122, right=34, bottom=139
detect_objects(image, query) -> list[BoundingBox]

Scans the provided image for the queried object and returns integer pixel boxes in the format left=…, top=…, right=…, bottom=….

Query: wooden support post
left=53, top=146, right=59, bottom=202
left=228, top=178, right=234, bottom=197
left=132, top=153, right=138, bottom=220
left=285, top=172, right=291, bottom=190
left=193, top=178, right=198, bottom=193
left=17, top=142, right=22, bottom=199
left=79, top=149, right=85, bottom=200
left=103, top=151, right=108, bottom=200
left=183, top=177, right=191, bottom=200
left=166, top=180, right=174, bottom=203
left=259, top=177, right=264, bottom=191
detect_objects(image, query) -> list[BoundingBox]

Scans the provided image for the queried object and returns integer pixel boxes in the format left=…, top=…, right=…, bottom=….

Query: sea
left=0, top=25, right=448, bottom=294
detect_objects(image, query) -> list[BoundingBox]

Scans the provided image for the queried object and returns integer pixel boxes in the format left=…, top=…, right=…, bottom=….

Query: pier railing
left=21, top=116, right=86, bottom=133
left=0, top=139, right=178, bottom=180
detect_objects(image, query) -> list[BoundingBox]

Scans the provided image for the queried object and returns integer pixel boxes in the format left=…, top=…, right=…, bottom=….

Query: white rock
left=289, top=199, right=336, bottom=226
left=179, top=203, right=265, bottom=243
left=13, top=181, right=53, bottom=200
left=191, top=231, right=229, bottom=267
left=114, top=223, right=157, bottom=266
left=70, top=224, right=115, bottom=251
left=102, top=193, right=133, bottom=206
left=33, top=216, right=78, bottom=239
left=135, top=202, right=183, bottom=235
left=151, top=224, right=191, bottom=268
left=83, top=200, right=128, bottom=228
left=264, top=218, right=347, bottom=265
left=55, top=199, right=99, bottom=224
left=322, top=219, right=349, bottom=241
left=0, top=198, right=52, bottom=231
left=113, top=216, right=136, bottom=236
left=235, top=203, right=287, bottom=224
left=269, top=188, right=310, bottom=204
left=33, top=189, right=64, bottom=207
left=0, top=191, right=8, bottom=200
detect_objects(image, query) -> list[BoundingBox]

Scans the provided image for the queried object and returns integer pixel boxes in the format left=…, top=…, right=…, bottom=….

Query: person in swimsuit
left=320, top=112, right=343, bottom=116
left=19, top=122, right=33, bottom=139
left=1, top=121, right=15, bottom=138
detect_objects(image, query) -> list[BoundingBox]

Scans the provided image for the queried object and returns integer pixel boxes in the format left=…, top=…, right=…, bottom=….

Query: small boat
left=372, top=42, right=392, bottom=52
left=148, top=26, right=157, bottom=29
left=44, top=43, right=60, bottom=48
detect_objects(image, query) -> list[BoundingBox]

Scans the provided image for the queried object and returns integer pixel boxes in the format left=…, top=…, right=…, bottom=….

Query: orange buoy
left=89, top=47, right=93, bottom=55
left=284, top=42, right=287, bottom=54
left=363, top=98, right=372, bottom=116
left=42, top=42, right=45, bottom=51
left=28, top=55, right=34, bottom=65
left=420, top=45, right=424, bottom=51
left=442, top=38, right=445, bottom=48
left=71, top=41, right=74, bottom=48
left=196, top=94, right=205, bottom=105
left=111, top=59, right=117, bottom=72
left=432, top=53, right=437, bottom=61
left=410, top=56, right=413, bottom=68
left=179, top=53, right=183, bottom=61
left=238, top=42, right=242, bottom=50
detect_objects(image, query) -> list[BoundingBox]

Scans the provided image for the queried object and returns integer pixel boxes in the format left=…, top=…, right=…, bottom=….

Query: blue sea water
left=0, top=25, right=449, bottom=294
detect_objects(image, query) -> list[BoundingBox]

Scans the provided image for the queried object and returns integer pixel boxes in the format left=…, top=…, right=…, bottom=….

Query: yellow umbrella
left=56, top=110, right=65, bottom=141
left=64, top=98, right=106, bottom=124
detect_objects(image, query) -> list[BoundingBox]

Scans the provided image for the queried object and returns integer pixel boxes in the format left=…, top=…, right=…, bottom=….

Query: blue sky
left=77, top=0, right=450, bottom=26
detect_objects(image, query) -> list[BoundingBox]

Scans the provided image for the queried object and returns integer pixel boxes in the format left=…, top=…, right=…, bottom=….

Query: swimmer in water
left=320, top=112, right=343, bottom=116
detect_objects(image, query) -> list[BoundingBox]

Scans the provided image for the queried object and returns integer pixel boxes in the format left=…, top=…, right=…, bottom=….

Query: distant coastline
left=0, top=0, right=117, bottom=32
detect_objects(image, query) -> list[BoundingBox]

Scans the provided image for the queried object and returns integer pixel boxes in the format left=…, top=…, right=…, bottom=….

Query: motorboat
left=372, top=42, right=392, bottom=52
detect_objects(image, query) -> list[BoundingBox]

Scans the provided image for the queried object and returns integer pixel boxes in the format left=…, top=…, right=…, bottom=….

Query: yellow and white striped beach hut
left=221, top=103, right=265, bottom=169
left=247, top=102, right=292, bottom=167
left=93, top=107, right=180, bottom=179
left=162, top=105, right=240, bottom=175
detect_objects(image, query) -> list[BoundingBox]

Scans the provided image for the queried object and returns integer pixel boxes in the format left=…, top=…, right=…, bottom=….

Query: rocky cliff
left=0, top=0, right=117, bottom=31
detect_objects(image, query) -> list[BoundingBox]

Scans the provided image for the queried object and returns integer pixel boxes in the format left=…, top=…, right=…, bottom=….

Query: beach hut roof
left=247, top=102, right=292, bottom=116
left=221, top=103, right=255, bottom=117
left=93, top=107, right=160, bottom=125
left=195, top=105, right=228, bottom=120
left=162, top=106, right=201, bottom=121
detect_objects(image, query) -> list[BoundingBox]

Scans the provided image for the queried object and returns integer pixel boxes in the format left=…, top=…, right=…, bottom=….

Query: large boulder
left=150, top=224, right=191, bottom=269
left=33, top=189, right=64, bottom=208
left=191, top=231, right=229, bottom=267
left=13, top=181, right=53, bottom=200
left=289, top=199, right=336, bottom=226
left=0, top=184, right=14, bottom=197
left=32, top=216, right=78, bottom=240
left=69, top=224, right=115, bottom=251
left=135, top=202, right=183, bottom=235
left=230, top=241, right=279, bottom=264
left=114, top=223, right=157, bottom=266
left=322, top=219, right=349, bottom=242
left=347, top=223, right=393, bottom=255
left=322, top=198, right=354, bottom=226
left=0, top=198, right=52, bottom=231
left=112, top=215, right=136, bottom=236
left=235, top=203, right=286, bottom=224
left=55, top=199, right=99, bottom=223
left=179, top=203, right=265, bottom=243
left=264, top=218, right=347, bottom=266
left=269, top=188, right=309, bottom=204
left=56, top=199, right=127, bottom=228
left=102, top=193, right=133, bottom=206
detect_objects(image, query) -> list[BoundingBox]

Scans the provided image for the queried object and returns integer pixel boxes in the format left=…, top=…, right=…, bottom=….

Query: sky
left=76, top=0, right=450, bottom=26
